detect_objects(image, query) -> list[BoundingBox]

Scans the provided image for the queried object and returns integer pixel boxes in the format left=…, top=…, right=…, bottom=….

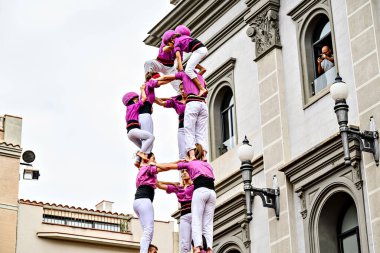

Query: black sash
left=138, top=101, right=153, bottom=114
left=126, top=120, right=140, bottom=133
left=193, top=175, right=215, bottom=190
left=135, top=185, right=155, bottom=202
left=186, top=94, right=206, bottom=104
left=188, top=38, right=205, bottom=52
left=178, top=113, right=184, bottom=128
left=180, top=201, right=191, bottom=216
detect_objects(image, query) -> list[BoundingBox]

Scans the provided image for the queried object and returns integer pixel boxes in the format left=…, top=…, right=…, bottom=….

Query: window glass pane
left=319, top=22, right=331, bottom=39
left=342, top=234, right=359, bottom=253
left=341, top=204, right=359, bottom=233
left=222, top=110, right=230, bottom=141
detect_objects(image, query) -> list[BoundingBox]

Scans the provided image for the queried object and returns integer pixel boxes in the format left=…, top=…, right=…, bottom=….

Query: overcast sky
left=0, top=0, right=184, bottom=221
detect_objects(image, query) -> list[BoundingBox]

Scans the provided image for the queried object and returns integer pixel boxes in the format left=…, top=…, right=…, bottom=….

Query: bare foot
left=206, top=248, right=213, bottom=253
left=137, top=151, right=148, bottom=161
left=198, top=88, right=208, bottom=97
left=193, top=247, right=201, bottom=253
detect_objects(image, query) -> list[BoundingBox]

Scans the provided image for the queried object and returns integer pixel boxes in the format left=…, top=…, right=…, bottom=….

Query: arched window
left=318, top=192, right=360, bottom=253
left=215, top=87, right=235, bottom=156
left=338, top=203, right=360, bottom=253
left=310, top=15, right=336, bottom=96
left=290, top=2, right=338, bottom=105
left=220, top=90, right=234, bottom=154
left=205, top=57, right=237, bottom=161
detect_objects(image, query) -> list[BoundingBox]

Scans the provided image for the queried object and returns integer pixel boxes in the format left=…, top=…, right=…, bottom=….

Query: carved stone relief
left=246, top=9, right=281, bottom=59
left=240, top=220, right=251, bottom=248
left=245, top=0, right=281, bottom=60
left=297, top=190, right=307, bottom=219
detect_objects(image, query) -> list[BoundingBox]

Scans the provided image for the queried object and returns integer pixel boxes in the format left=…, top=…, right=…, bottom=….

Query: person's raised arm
left=160, top=181, right=179, bottom=186
left=154, top=97, right=166, bottom=107
left=156, top=74, right=176, bottom=82
left=326, top=55, right=334, bottom=64
left=156, top=181, right=168, bottom=191
left=151, top=162, right=179, bottom=173
left=140, top=84, right=147, bottom=102
left=163, top=42, right=174, bottom=53
left=176, top=51, right=183, bottom=72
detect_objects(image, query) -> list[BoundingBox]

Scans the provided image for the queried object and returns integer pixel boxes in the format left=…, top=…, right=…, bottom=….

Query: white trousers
left=139, top=113, right=154, bottom=153
left=191, top=188, right=216, bottom=250
left=133, top=198, right=154, bottom=253
left=184, top=101, right=208, bottom=152
left=144, top=59, right=181, bottom=94
left=127, top=128, right=155, bottom=154
left=185, top=47, right=208, bottom=80
left=179, top=213, right=192, bottom=253
left=178, top=127, right=186, bottom=160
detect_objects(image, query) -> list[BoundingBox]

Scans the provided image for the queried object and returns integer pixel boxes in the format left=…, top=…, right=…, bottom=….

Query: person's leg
left=195, top=102, right=208, bottom=154
left=180, top=213, right=192, bottom=253
left=184, top=102, right=199, bottom=160
left=139, top=113, right=154, bottom=154
left=133, top=198, right=154, bottom=253
left=178, top=127, right=186, bottom=160
left=144, top=59, right=166, bottom=74
left=127, top=129, right=142, bottom=149
left=137, top=129, right=155, bottom=154
left=192, top=188, right=206, bottom=251
left=202, top=190, right=216, bottom=252
left=139, top=113, right=154, bottom=134
left=185, top=47, right=208, bottom=96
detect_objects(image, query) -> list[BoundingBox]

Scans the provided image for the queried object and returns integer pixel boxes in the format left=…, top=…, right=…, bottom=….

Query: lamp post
left=20, top=150, right=40, bottom=180
left=330, top=75, right=379, bottom=166
left=237, top=137, right=280, bottom=221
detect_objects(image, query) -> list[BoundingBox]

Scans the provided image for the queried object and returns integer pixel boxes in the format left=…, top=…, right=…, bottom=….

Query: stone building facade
left=0, top=115, right=23, bottom=253
left=16, top=199, right=178, bottom=253
left=0, top=113, right=178, bottom=253
left=144, top=0, right=380, bottom=252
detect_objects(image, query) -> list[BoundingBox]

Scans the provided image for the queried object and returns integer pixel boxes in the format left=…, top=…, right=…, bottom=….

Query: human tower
left=122, top=25, right=216, bottom=253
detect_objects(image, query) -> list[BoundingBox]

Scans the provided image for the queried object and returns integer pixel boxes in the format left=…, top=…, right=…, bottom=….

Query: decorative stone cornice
left=244, top=0, right=281, bottom=61
left=213, top=192, right=246, bottom=240
left=279, top=133, right=361, bottom=192
left=205, top=58, right=236, bottom=91
left=144, top=0, right=240, bottom=47
left=0, top=141, right=22, bottom=159
left=214, top=155, right=263, bottom=197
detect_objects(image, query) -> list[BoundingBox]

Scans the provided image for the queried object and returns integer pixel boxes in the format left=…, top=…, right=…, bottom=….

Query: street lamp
left=330, top=75, right=379, bottom=166
left=237, top=137, right=280, bottom=221
left=20, top=150, right=40, bottom=180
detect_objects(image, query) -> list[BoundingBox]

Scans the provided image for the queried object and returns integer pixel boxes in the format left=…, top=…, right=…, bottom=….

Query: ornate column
left=245, top=0, right=281, bottom=61
left=244, top=1, right=296, bottom=252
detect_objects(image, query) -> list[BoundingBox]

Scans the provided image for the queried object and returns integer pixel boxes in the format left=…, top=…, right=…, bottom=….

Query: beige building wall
left=0, top=115, right=23, bottom=253
left=16, top=200, right=177, bottom=253
left=345, top=0, right=380, bottom=250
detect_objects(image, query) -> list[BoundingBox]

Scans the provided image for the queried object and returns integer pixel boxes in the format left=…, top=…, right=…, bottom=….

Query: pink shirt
left=125, top=100, right=143, bottom=122
left=144, top=79, right=160, bottom=104
left=165, top=96, right=186, bottom=116
left=157, top=42, right=176, bottom=66
left=166, top=184, right=194, bottom=203
left=174, top=35, right=193, bottom=53
left=175, top=71, right=206, bottom=97
left=136, top=165, right=158, bottom=189
left=177, top=161, right=215, bottom=181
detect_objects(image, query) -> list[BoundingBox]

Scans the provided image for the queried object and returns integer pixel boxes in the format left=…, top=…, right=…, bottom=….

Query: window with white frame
left=289, top=0, right=338, bottom=105
left=205, top=58, right=237, bottom=161
left=220, top=89, right=235, bottom=155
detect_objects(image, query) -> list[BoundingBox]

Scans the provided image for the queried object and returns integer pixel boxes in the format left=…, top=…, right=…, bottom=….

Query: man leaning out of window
left=317, top=45, right=334, bottom=75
